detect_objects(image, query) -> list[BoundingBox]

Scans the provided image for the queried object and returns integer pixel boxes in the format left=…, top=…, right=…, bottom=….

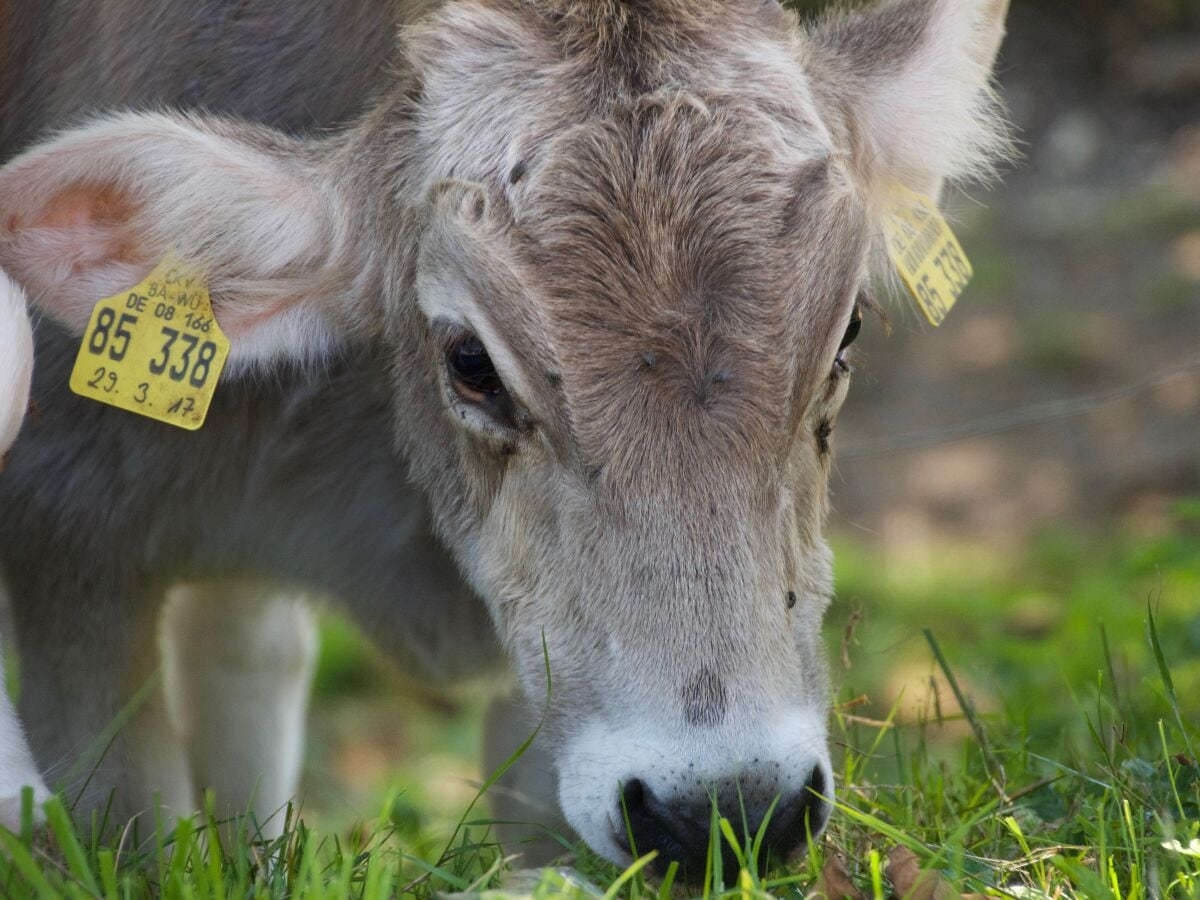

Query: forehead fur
left=415, top=0, right=800, bottom=83
left=507, top=0, right=797, bottom=92
left=504, top=94, right=864, bottom=488
left=402, top=0, right=835, bottom=189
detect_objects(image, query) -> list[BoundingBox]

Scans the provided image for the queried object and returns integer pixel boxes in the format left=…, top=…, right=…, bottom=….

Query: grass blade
left=1146, top=599, right=1196, bottom=760
left=0, top=828, right=58, bottom=898
left=44, top=795, right=99, bottom=895
left=923, top=628, right=1007, bottom=796
left=603, top=852, right=659, bottom=900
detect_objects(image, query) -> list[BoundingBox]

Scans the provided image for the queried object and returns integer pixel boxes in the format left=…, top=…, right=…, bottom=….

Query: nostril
left=805, top=765, right=828, bottom=810
left=809, top=766, right=826, bottom=792
left=615, top=779, right=647, bottom=851
left=804, top=767, right=832, bottom=833
left=761, top=766, right=833, bottom=863
left=620, top=778, right=648, bottom=818
left=791, top=766, right=831, bottom=834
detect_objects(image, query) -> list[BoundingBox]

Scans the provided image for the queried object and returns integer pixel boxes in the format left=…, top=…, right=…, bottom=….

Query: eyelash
left=834, top=300, right=863, bottom=373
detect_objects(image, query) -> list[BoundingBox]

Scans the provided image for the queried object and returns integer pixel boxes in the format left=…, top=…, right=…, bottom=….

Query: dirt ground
left=831, top=2, right=1200, bottom=554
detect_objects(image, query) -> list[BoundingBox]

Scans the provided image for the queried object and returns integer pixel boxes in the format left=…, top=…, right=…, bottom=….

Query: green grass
left=2, top=504, right=1198, bottom=898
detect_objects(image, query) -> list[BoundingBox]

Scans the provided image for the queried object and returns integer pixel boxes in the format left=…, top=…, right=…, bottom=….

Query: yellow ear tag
left=69, top=258, right=230, bottom=430
left=882, top=185, right=973, bottom=327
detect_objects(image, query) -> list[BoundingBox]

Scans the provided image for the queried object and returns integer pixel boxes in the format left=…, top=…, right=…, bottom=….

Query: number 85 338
left=87, top=307, right=219, bottom=388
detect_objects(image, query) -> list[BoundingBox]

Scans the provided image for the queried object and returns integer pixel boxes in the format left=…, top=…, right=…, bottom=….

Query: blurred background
left=297, top=0, right=1200, bottom=849
left=838, top=0, right=1200, bottom=548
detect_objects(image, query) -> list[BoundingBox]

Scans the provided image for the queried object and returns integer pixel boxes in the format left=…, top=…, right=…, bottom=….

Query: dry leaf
left=886, top=847, right=958, bottom=900
left=808, top=856, right=865, bottom=900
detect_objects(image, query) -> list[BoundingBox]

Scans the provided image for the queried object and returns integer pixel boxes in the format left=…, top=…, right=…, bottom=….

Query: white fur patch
left=0, top=273, right=47, bottom=827
left=0, top=670, right=50, bottom=830
left=0, top=271, right=33, bottom=455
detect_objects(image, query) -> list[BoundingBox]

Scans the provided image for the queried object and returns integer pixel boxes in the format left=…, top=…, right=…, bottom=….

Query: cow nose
left=616, top=767, right=831, bottom=881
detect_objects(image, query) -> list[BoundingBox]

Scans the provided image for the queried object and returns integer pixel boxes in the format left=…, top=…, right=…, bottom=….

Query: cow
left=0, top=0, right=1010, bottom=877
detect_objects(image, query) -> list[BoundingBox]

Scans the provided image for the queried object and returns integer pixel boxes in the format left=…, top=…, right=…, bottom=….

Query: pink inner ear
left=1, top=181, right=153, bottom=330
left=29, top=183, right=144, bottom=269
left=23, top=182, right=137, bottom=232
left=17, top=180, right=147, bottom=271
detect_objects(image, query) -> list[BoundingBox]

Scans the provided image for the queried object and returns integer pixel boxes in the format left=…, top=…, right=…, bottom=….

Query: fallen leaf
left=808, top=856, right=865, bottom=900
left=886, top=847, right=957, bottom=900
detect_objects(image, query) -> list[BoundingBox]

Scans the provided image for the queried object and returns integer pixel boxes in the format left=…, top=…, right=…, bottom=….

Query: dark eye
left=839, top=303, right=862, bottom=354
left=834, top=301, right=863, bottom=373
left=447, top=335, right=505, bottom=401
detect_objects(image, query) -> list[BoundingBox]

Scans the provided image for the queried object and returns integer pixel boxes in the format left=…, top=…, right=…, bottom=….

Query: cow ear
left=809, top=0, right=1013, bottom=201
left=0, top=112, right=357, bottom=367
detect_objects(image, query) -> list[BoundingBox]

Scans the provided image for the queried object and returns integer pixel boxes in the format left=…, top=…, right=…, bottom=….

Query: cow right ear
left=0, top=111, right=361, bottom=369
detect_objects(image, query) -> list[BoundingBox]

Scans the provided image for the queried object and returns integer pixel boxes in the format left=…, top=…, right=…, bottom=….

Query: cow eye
left=447, top=334, right=505, bottom=401
left=834, top=302, right=863, bottom=373
left=839, top=303, right=862, bottom=354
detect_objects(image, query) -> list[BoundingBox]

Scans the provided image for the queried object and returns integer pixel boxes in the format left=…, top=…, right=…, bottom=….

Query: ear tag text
left=882, top=185, right=973, bottom=327
left=70, top=258, right=230, bottom=430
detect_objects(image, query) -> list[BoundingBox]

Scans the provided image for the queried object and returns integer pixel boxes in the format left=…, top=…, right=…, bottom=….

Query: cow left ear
left=808, top=0, right=1013, bottom=201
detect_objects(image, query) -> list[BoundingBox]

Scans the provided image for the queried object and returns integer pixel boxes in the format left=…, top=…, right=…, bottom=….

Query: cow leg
left=161, top=582, right=316, bottom=839
left=13, top=583, right=193, bottom=834
left=483, top=692, right=573, bottom=867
